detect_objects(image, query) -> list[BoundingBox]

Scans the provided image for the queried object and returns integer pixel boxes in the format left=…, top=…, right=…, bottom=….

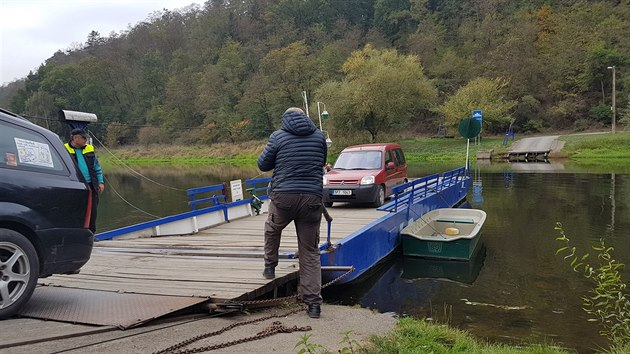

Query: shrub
left=590, top=104, right=612, bottom=124
left=554, top=223, right=630, bottom=350
left=105, top=121, right=133, bottom=147
left=137, top=126, right=167, bottom=146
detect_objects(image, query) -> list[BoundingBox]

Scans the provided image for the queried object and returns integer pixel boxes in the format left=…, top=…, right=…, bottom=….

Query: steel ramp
left=19, top=286, right=207, bottom=329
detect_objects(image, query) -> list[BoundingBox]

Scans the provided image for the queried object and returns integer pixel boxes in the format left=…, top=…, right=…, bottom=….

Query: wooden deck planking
left=95, top=207, right=386, bottom=256
left=39, top=207, right=387, bottom=302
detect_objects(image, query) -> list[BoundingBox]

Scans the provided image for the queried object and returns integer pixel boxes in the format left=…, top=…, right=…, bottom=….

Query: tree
left=317, top=45, right=437, bottom=142
left=196, top=40, right=251, bottom=142
left=438, top=77, right=515, bottom=134
left=39, top=64, right=84, bottom=109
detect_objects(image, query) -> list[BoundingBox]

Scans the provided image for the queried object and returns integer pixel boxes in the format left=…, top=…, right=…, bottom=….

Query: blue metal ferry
left=95, top=167, right=470, bottom=285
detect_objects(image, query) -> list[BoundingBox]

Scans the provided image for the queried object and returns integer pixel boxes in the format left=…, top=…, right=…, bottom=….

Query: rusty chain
left=153, top=266, right=354, bottom=354
left=162, top=320, right=312, bottom=354
left=153, top=307, right=304, bottom=354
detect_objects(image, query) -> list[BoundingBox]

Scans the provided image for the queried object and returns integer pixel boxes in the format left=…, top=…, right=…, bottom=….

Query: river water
left=97, top=161, right=630, bottom=352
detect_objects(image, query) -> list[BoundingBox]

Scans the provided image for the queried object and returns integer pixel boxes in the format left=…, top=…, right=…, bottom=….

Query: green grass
left=96, top=132, right=630, bottom=166
left=363, top=317, right=569, bottom=354
left=400, top=137, right=509, bottom=162
left=560, top=131, right=630, bottom=159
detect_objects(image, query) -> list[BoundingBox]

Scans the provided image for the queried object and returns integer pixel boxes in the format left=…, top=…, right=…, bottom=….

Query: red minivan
left=323, top=143, right=408, bottom=207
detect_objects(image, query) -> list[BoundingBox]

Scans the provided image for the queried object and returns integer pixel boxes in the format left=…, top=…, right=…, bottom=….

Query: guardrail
left=378, top=167, right=466, bottom=214
left=96, top=177, right=272, bottom=241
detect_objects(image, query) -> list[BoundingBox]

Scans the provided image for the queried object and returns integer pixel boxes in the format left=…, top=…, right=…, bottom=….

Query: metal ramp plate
left=19, top=286, right=207, bottom=329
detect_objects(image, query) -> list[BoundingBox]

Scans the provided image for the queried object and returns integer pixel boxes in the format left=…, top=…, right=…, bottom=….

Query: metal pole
left=608, top=66, right=616, bottom=134
left=465, top=138, right=470, bottom=172
left=612, top=66, right=616, bottom=134
left=302, top=91, right=310, bottom=117
left=317, top=102, right=323, bottom=131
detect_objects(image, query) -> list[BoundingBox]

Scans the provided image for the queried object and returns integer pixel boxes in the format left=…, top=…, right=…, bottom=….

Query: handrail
left=244, top=177, right=271, bottom=200
left=379, top=167, right=466, bottom=213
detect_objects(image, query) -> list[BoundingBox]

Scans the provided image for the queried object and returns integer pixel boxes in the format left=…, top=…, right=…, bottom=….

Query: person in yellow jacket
left=64, top=128, right=105, bottom=233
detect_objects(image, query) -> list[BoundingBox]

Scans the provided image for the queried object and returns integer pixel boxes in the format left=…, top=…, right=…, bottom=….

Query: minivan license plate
left=332, top=190, right=352, bottom=196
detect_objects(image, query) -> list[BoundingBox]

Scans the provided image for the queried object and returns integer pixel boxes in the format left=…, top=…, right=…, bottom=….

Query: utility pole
left=608, top=66, right=616, bottom=134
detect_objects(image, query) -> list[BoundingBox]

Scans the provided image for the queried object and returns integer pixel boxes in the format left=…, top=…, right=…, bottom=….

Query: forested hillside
left=0, top=0, right=628, bottom=145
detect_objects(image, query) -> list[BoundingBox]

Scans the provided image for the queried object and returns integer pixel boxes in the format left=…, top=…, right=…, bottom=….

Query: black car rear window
left=0, top=119, right=68, bottom=175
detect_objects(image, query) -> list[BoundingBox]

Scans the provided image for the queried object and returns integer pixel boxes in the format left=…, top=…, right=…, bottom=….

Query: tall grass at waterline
left=364, top=317, right=569, bottom=354
left=98, top=141, right=265, bottom=166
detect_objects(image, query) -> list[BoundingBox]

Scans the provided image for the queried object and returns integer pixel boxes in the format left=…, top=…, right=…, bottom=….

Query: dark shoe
left=306, top=303, right=321, bottom=318
left=262, top=266, right=275, bottom=279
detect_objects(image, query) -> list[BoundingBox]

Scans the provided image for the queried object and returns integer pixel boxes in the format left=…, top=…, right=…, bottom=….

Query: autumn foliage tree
left=317, top=45, right=437, bottom=142
left=438, top=77, right=516, bottom=134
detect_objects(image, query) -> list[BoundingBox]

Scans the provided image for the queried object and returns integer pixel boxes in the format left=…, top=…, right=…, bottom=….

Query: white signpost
left=472, top=110, right=482, bottom=145
left=230, top=179, right=244, bottom=202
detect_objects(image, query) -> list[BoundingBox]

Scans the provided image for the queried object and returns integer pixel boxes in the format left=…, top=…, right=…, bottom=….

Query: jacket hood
left=281, top=110, right=317, bottom=136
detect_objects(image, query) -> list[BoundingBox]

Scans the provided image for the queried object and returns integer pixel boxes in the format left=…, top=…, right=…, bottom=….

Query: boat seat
left=435, top=218, right=475, bottom=224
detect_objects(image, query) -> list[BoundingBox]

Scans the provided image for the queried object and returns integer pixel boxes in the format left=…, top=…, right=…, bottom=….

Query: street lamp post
left=317, top=101, right=332, bottom=148
left=317, top=102, right=327, bottom=131
left=302, top=91, right=310, bottom=117
left=608, top=66, right=616, bottom=134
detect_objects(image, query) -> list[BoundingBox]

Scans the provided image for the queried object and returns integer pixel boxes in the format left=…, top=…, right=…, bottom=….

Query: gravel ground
left=4, top=304, right=398, bottom=353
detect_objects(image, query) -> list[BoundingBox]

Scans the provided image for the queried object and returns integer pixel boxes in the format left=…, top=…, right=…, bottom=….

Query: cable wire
left=89, top=131, right=186, bottom=191
left=103, top=174, right=161, bottom=219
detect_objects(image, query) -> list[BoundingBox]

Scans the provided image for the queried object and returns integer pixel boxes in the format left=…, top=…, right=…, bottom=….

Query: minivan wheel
left=372, top=185, right=385, bottom=207
left=0, top=228, right=39, bottom=319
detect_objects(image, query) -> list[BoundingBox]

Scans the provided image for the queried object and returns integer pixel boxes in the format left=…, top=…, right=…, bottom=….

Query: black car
left=0, top=108, right=94, bottom=319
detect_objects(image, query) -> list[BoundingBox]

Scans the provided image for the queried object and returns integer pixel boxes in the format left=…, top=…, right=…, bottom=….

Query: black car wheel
left=0, top=228, right=39, bottom=319
left=372, top=185, right=386, bottom=207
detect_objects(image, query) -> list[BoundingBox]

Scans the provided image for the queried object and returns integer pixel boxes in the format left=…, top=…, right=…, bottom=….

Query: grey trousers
left=264, top=193, right=323, bottom=305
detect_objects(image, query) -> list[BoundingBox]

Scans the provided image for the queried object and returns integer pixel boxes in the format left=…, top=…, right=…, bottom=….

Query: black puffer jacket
left=258, top=109, right=327, bottom=196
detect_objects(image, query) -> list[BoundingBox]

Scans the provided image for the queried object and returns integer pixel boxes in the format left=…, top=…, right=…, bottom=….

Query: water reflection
left=402, top=244, right=486, bottom=285
left=509, top=160, right=565, bottom=173
left=471, top=163, right=484, bottom=207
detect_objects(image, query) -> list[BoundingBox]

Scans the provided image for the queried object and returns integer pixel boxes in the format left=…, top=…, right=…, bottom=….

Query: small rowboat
left=401, top=208, right=486, bottom=260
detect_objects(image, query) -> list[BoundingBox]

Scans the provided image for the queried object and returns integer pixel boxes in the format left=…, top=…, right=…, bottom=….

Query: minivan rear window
left=334, top=151, right=382, bottom=170
left=0, top=120, right=68, bottom=175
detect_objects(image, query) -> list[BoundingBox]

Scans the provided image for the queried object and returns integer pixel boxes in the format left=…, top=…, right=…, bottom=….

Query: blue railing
left=244, top=177, right=271, bottom=200
left=96, top=177, right=272, bottom=240
left=378, top=167, right=466, bottom=214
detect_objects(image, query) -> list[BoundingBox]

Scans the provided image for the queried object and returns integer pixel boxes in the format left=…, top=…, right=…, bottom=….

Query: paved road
left=1, top=304, right=396, bottom=353
left=509, top=135, right=560, bottom=154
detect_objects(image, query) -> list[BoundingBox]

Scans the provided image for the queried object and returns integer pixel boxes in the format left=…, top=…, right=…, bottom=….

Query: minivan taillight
left=83, top=188, right=93, bottom=229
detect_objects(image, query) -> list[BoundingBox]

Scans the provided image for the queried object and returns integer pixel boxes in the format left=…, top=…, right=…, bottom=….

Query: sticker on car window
left=14, top=137, right=54, bottom=168
left=5, top=152, right=17, bottom=166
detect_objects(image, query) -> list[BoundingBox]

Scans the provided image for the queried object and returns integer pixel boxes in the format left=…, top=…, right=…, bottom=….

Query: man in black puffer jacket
left=258, top=107, right=327, bottom=319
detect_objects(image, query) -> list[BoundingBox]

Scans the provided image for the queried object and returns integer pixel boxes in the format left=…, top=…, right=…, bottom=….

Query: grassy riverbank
left=97, top=131, right=630, bottom=166
left=362, top=317, right=569, bottom=354
left=560, top=131, right=630, bottom=159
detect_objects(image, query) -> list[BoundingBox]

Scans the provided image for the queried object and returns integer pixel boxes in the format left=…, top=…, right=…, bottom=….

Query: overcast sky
left=0, top=0, right=206, bottom=85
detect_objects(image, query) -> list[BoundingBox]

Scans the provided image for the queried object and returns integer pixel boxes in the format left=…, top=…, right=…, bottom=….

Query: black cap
left=70, top=128, right=88, bottom=139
